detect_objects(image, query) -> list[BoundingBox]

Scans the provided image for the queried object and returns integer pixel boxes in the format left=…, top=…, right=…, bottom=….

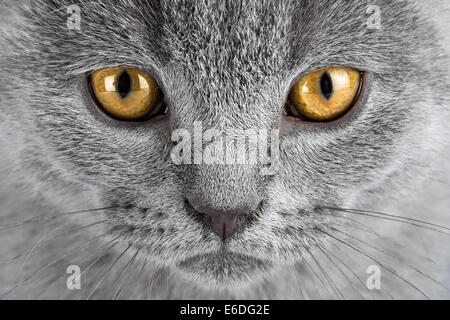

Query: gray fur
left=0, top=0, right=449, bottom=299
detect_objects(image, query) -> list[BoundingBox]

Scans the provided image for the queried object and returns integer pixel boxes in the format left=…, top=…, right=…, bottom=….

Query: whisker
left=0, top=206, right=117, bottom=232
left=332, top=215, right=437, bottom=264
left=321, top=243, right=395, bottom=300
left=33, top=241, right=118, bottom=300
left=137, top=253, right=150, bottom=299
left=0, top=223, right=109, bottom=299
left=292, top=263, right=306, bottom=299
left=304, top=247, right=344, bottom=300
left=333, top=207, right=450, bottom=230
left=31, top=234, right=123, bottom=299
left=332, top=227, right=450, bottom=293
left=12, top=223, right=69, bottom=292
left=32, top=271, right=64, bottom=300
left=302, top=257, right=329, bottom=299
left=143, top=260, right=157, bottom=299
left=112, top=247, right=141, bottom=300
left=73, top=236, right=126, bottom=300
left=316, top=227, right=430, bottom=299
left=332, top=227, right=399, bottom=261
left=0, top=253, right=24, bottom=266
left=85, top=244, right=131, bottom=300
left=322, top=207, right=450, bottom=235
left=316, top=245, right=368, bottom=299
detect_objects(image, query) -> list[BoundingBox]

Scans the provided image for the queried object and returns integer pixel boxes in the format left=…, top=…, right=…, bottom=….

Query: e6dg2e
left=224, top=305, right=270, bottom=315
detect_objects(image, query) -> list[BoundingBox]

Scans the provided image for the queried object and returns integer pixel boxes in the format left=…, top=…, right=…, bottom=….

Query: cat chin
left=174, top=251, right=273, bottom=288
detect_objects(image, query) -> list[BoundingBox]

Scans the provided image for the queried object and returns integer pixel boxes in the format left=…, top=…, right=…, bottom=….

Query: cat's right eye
left=89, top=67, right=165, bottom=121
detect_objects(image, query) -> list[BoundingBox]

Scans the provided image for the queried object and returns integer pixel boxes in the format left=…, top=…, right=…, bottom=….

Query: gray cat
left=0, top=0, right=449, bottom=299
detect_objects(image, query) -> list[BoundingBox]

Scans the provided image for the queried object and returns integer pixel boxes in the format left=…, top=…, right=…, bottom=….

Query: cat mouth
left=175, top=249, right=273, bottom=285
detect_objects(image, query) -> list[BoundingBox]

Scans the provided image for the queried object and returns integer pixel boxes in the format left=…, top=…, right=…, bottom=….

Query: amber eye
left=89, top=67, right=164, bottom=121
left=286, top=66, right=362, bottom=122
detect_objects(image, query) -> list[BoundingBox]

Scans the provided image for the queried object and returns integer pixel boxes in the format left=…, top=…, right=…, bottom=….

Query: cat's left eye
left=285, top=66, right=362, bottom=122
left=89, top=67, right=165, bottom=121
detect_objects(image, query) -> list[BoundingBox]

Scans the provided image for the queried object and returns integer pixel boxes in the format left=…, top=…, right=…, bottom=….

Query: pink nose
left=187, top=198, right=260, bottom=241
left=203, top=212, right=239, bottom=241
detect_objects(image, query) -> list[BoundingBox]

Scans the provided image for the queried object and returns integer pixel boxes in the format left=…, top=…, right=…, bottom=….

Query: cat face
left=1, top=0, right=448, bottom=288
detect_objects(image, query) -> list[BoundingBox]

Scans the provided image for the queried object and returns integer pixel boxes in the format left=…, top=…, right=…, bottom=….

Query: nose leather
left=188, top=199, right=260, bottom=241
left=204, top=212, right=239, bottom=241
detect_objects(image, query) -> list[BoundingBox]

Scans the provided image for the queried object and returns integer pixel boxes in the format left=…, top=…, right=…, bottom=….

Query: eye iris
left=319, top=72, right=333, bottom=100
left=286, top=67, right=362, bottom=122
left=89, top=67, right=163, bottom=121
left=117, top=71, right=131, bottom=99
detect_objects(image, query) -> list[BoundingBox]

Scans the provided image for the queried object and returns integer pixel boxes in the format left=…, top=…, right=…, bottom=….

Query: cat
left=0, top=0, right=450, bottom=299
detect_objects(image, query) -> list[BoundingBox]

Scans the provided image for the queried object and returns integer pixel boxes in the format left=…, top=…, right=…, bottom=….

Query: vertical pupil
left=320, top=72, right=333, bottom=100
left=117, top=71, right=131, bottom=99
